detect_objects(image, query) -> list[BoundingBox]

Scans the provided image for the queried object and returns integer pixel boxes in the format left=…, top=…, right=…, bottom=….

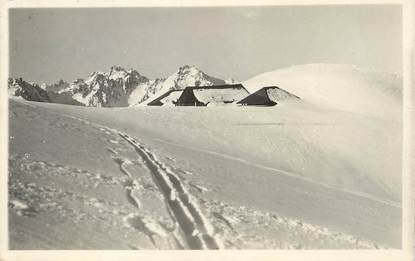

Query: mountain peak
left=110, top=65, right=126, bottom=70
left=89, top=71, right=105, bottom=78
left=106, top=66, right=149, bottom=83
left=179, top=64, right=198, bottom=69
left=177, top=65, right=203, bottom=75
left=108, top=65, right=127, bottom=75
left=8, top=77, right=51, bottom=102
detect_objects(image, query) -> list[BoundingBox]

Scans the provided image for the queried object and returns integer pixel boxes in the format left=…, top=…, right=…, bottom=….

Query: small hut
left=175, top=84, right=249, bottom=106
left=147, top=89, right=184, bottom=106
left=237, top=86, right=299, bottom=106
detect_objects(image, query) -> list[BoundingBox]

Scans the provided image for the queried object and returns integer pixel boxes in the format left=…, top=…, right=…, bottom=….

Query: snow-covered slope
left=8, top=63, right=403, bottom=249
left=243, top=64, right=402, bottom=118
left=9, top=97, right=402, bottom=249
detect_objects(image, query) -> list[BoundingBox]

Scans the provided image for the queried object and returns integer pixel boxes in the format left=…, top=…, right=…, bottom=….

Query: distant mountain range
left=8, top=65, right=237, bottom=107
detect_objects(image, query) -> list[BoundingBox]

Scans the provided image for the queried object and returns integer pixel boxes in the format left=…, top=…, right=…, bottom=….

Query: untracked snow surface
left=243, top=64, right=402, bottom=118
left=8, top=64, right=402, bottom=250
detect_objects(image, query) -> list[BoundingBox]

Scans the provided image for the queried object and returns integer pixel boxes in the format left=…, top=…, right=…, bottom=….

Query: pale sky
left=9, top=5, right=402, bottom=84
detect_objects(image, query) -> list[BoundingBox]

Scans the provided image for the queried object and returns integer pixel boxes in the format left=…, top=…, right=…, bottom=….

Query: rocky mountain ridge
left=9, top=65, right=235, bottom=107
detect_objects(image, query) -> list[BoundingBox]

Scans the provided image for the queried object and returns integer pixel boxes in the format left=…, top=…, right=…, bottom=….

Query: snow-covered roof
left=265, top=86, right=300, bottom=103
left=160, top=90, right=183, bottom=106
left=237, top=86, right=299, bottom=105
left=177, top=84, right=249, bottom=106
left=147, top=89, right=184, bottom=106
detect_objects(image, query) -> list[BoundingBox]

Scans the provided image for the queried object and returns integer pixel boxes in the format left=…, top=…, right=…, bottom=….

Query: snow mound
left=243, top=64, right=402, bottom=118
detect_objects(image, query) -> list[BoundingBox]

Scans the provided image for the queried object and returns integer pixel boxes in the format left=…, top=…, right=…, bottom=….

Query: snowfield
left=243, top=64, right=402, bottom=119
left=8, top=64, right=402, bottom=249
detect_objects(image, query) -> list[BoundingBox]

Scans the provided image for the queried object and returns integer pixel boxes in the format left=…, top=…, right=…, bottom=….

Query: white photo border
left=0, top=1, right=413, bottom=260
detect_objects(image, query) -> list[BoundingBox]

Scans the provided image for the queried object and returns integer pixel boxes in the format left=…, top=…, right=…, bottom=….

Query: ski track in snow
left=64, top=113, right=381, bottom=249
left=67, top=112, right=222, bottom=249
left=118, top=132, right=222, bottom=250
left=112, top=157, right=142, bottom=209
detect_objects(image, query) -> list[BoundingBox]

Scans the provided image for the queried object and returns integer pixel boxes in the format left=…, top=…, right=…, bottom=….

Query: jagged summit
left=129, top=65, right=228, bottom=105
left=106, top=65, right=148, bottom=83
left=174, top=65, right=223, bottom=83
left=41, top=79, right=70, bottom=92
left=109, top=65, right=126, bottom=72
left=83, top=66, right=148, bottom=83
left=178, top=64, right=197, bottom=71
left=8, top=78, right=50, bottom=102
left=156, top=65, right=225, bottom=91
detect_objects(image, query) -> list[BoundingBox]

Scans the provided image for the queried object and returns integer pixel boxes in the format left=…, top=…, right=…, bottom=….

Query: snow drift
left=243, top=64, right=402, bottom=119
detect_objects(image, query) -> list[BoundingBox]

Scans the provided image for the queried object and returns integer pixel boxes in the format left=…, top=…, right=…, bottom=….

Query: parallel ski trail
left=118, top=132, right=222, bottom=250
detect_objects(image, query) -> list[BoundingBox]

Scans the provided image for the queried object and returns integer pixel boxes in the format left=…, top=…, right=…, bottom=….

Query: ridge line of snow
left=242, top=63, right=401, bottom=82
